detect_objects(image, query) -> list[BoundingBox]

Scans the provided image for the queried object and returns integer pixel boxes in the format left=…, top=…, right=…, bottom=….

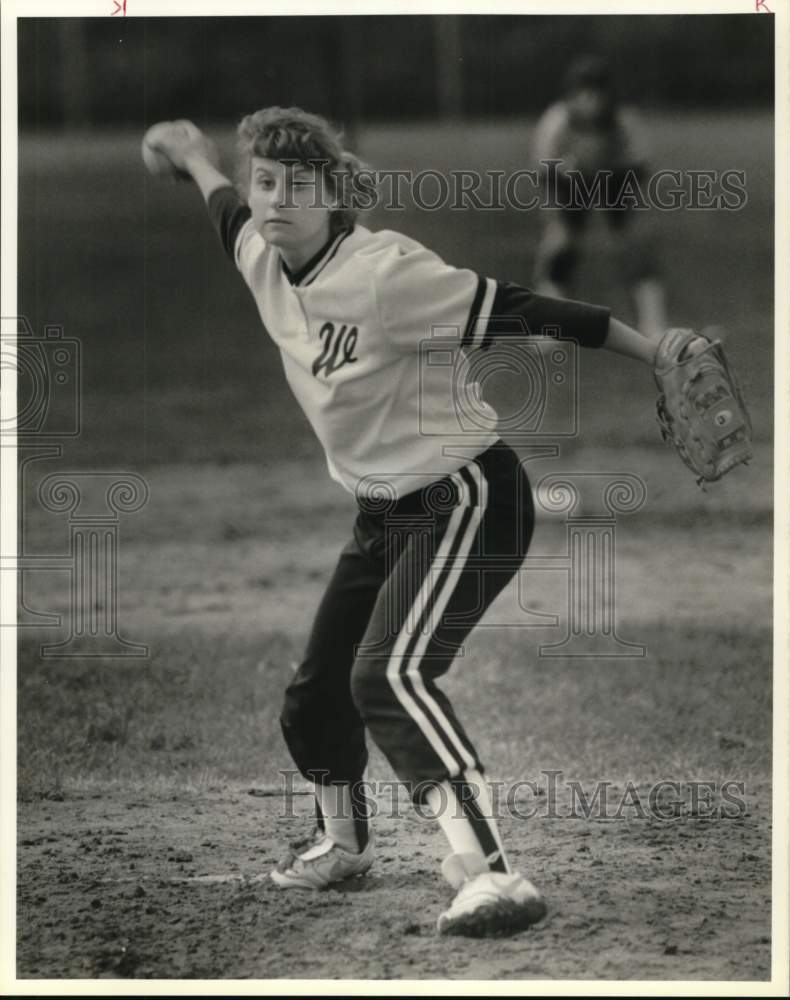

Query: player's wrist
left=182, top=148, right=208, bottom=174
left=185, top=141, right=222, bottom=176
left=604, top=317, right=657, bottom=366
left=639, top=338, right=658, bottom=366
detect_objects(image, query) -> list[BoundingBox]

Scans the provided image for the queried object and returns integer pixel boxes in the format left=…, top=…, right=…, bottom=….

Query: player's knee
left=278, top=705, right=299, bottom=749
left=536, top=233, right=579, bottom=286
left=625, top=254, right=661, bottom=286
left=279, top=675, right=317, bottom=737
left=349, top=654, right=388, bottom=719
left=279, top=699, right=311, bottom=769
left=547, top=245, right=579, bottom=285
left=617, top=229, right=661, bottom=284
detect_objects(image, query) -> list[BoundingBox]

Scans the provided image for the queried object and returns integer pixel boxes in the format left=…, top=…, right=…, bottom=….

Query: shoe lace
left=277, top=824, right=327, bottom=871
left=288, top=824, right=324, bottom=854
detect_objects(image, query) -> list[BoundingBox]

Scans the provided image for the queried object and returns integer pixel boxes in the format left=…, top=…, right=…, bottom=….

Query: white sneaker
left=270, top=833, right=374, bottom=890
left=436, top=853, right=546, bottom=937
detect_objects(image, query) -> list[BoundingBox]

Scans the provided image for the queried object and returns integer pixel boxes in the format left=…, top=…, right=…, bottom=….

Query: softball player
left=151, top=107, right=662, bottom=937
left=533, top=54, right=669, bottom=340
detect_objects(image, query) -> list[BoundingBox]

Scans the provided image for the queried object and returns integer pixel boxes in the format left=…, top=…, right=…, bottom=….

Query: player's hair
left=564, top=54, right=612, bottom=96
left=236, top=106, right=375, bottom=235
left=563, top=55, right=616, bottom=127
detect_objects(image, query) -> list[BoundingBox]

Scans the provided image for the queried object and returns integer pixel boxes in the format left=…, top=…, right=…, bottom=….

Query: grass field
left=17, top=111, right=773, bottom=466
left=14, top=113, right=774, bottom=981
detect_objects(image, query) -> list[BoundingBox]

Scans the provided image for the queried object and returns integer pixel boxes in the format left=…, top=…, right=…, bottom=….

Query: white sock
left=311, top=782, right=359, bottom=853
left=425, top=770, right=510, bottom=873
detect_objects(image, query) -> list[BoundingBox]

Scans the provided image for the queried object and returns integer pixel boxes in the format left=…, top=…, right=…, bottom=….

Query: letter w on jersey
left=312, top=322, right=359, bottom=378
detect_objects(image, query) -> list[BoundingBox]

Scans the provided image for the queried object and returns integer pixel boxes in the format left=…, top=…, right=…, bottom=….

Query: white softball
left=141, top=121, right=190, bottom=182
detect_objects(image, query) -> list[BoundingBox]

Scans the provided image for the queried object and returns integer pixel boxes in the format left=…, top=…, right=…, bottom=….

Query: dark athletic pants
left=280, top=441, right=535, bottom=829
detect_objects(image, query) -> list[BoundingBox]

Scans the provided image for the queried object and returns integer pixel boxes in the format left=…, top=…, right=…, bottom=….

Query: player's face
left=248, top=157, right=334, bottom=266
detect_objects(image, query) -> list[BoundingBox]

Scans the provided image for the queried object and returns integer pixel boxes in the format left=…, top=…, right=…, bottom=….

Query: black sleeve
left=475, top=281, right=611, bottom=351
left=207, top=185, right=252, bottom=263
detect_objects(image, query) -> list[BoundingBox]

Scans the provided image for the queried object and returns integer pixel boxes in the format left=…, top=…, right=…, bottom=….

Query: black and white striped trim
left=280, top=228, right=352, bottom=288
left=461, top=276, right=497, bottom=351
left=301, top=229, right=351, bottom=286
left=385, top=460, right=488, bottom=775
left=449, top=775, right=509, bottom=874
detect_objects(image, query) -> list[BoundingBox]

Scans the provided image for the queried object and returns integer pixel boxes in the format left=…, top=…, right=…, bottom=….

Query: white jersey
left=209, top=188, right=610, bottom=499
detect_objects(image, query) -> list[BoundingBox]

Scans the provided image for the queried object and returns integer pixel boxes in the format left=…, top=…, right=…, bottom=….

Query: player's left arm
left=473, top=280, right=659, bottom=365
left=601, top=317, right=659, bottom=365
left=374, top=245, right=661, bottom=367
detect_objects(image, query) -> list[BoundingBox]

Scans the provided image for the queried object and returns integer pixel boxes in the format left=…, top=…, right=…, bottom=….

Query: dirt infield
left=16, top=446, right=773, bottom=981
left=17, top=781, right=770, bottom=980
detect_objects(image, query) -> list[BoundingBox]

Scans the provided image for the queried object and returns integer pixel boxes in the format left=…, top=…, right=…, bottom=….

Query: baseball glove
left=654, top=327, right=753, bottom=486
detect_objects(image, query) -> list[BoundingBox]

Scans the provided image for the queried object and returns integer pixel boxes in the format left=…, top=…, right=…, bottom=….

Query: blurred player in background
left=532, top=54, right=669, bottom=339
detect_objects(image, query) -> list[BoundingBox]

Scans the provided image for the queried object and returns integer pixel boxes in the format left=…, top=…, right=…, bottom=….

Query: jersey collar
left=281, top=226, right=353, bottom=288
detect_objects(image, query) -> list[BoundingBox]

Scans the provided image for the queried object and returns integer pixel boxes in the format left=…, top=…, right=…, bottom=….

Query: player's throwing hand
left=141, top=119, right=219, bottom=181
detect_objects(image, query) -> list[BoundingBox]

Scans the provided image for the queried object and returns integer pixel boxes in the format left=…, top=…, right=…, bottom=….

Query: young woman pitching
left=145, top=107, right=669, bottom=938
